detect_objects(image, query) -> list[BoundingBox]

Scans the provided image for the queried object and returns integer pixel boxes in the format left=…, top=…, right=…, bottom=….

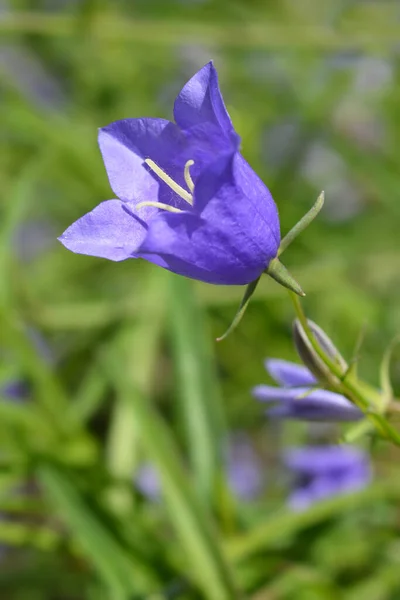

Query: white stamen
left=136, top=201, right=183, bottom=214
left=145, top=159, right=193, bottom=205
left=184, top=160, right=195, bottom=194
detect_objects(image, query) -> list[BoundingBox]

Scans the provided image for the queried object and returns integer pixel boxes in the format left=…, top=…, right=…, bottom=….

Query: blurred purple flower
left=284, top=445, right=371, bottom=511
left=252, top=359, right=362, bottom=422
left=136, top=434, right=265, bottom=502
left=59, top=62, right=280, bottom=285
left=1, top=380, right=29, bottom=401
left=226, top=434, right=265, bottom=500
left=13, top=220, right=56, bottom=263
left=135, top=464, right=161, bottom=501
left=0, top=46, right=65, bottom=111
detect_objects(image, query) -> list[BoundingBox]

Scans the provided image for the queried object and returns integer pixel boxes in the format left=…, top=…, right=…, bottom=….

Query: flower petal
left=287, top=475, right=338, bottom=511
left=141, top=151, right=278, bottom=284
left=284, top=446, right=371, bottom=510
left=98, top=118, right=191, bottom=208
left=174, top=61, right=236, bottom=141
left=265, top=359, right=316, bottom=387
left=284, top=446, right=368, bottom=474
left=252, top=386, right=363, bottom=421
left=138, top=150, right=279, bottom=284
left=195, top=152, right=280, bottom=249
left=58, top=200, right=146, bottom=261
left=138, top=211, right=261, bottom=285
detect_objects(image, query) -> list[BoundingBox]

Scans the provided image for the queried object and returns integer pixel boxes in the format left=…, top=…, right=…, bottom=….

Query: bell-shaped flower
left=284, top=445, right=371, bottom=511
left=59, top=62, right=281, bottom=285
left=1, top=380, right=29, bottom=401
left=252, top=358, right=363, bottom=421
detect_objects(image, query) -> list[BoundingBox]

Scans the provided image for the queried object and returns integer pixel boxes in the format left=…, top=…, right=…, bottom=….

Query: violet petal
left=59, top=200, right=146, bottom=261
left=265, top=358, right=316, bottom=387
left=173, top=61, right=236, bottom=142
left=138, top=153, right=279, bottom=284
left=252, top=385, right=362, bottom=422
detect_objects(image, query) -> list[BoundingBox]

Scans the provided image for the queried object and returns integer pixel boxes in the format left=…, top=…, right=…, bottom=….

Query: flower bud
left=293, top=318, right=348, bottom=385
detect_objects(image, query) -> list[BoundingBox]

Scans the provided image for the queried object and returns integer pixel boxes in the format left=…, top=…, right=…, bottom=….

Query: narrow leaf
left=169, top=275, right=226, bottom=504
left=38, top=465, right=154, bottom=598
left=105, top=268, right=167, bottom=512
left=105, top=273, right=238, bottom=600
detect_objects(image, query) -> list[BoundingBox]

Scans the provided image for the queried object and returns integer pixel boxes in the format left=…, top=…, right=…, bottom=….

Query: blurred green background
left=2, top=1, right=400, bottom=599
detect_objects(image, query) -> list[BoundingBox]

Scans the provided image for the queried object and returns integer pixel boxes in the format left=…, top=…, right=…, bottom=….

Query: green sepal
left=266, top=258, right=305, bottom=297
left=216, top=277, right=261, bottom=342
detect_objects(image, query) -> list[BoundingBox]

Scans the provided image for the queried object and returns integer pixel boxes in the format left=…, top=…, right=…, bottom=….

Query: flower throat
left=136, top=159, right=195, bottom=213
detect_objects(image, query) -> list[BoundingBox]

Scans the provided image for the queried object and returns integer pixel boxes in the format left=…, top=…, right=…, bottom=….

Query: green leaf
left=105, top=268, right=167, bottom=512
left=38, top=465, right=155, bottom=598
left=227, top=480, right=400, bottom=564
left=69, top=355, right=108, bottom=425
left=0, top=521, right=59, bottom=551
left=104, top=271, right=238, bottom=600
left=169, top=275, right=227, bottom=504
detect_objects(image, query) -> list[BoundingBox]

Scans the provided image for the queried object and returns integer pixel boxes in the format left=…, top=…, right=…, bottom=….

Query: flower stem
left=288, top=291, right=400, bottom=445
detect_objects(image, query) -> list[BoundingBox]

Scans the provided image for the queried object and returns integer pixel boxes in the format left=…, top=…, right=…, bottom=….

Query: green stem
left=289, top=291, right=400, bottom=445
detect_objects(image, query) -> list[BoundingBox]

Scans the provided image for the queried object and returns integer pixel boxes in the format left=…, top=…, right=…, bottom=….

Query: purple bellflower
left=1, top=380, right=29, bottom=401
left=59, top=62, right=282, bottom=286
left=252, top=358, right=363, bottom=421
left=284, top=445, right=371, bottom=511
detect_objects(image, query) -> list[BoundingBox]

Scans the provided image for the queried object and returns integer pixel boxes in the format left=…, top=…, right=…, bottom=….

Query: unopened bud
left=293, top=318, right=348, bottom=385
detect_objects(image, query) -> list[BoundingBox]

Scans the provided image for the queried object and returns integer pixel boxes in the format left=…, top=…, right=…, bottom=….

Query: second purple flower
left=252, top=358, right=363, bottom=422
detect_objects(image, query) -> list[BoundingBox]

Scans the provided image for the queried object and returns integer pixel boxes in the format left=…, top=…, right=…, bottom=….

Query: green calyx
left=265, top=258, right=305, bottom=297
